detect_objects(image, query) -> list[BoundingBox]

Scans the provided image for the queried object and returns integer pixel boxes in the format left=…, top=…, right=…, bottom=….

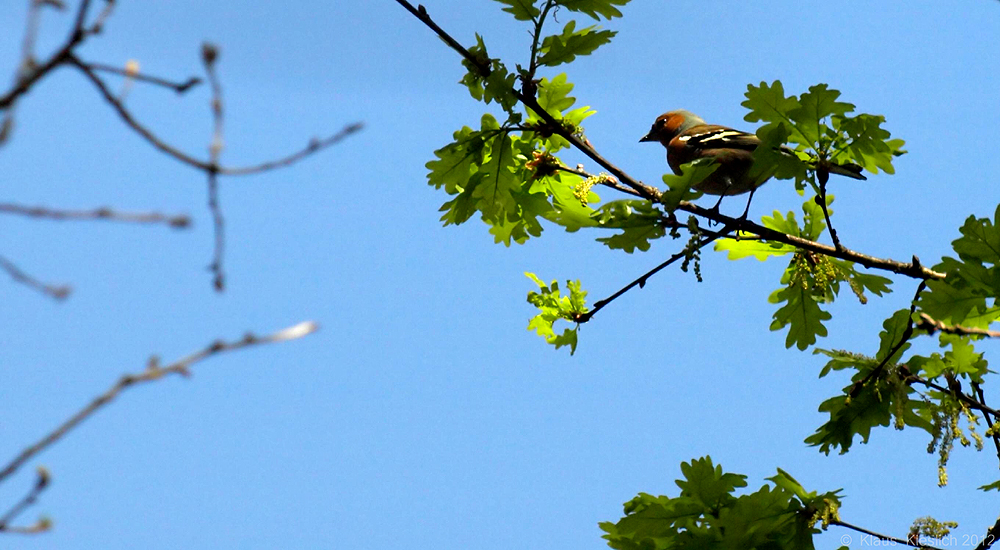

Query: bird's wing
left=681, top=125, right=760, bottom=152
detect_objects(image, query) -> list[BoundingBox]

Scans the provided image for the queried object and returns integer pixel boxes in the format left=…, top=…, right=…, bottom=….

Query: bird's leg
left=738, top=187, right=756, bottom=222
left=704, top=177, right=733, bottom=225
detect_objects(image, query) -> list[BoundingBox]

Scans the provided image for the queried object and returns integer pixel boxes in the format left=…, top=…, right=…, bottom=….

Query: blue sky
left=2, top=1, right=999, bottom=548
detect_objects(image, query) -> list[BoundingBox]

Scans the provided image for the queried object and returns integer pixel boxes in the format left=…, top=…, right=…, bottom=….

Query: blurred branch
left=221, top=122, right=364, bottom=175
left=0, top=255, right=71, bottom=300
left=0, top=203, right=190, bottom=228
left=1, top=0, right=93, bottom=110
left=0, top=467, right=51, bottom=535
left=86, top=61, right=201, bottom=94
left=0, top=321, right=320, bottom=486
left=202, top=43, right=227, bottom=291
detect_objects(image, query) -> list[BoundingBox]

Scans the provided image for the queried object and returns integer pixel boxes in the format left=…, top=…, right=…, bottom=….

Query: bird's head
left=639, top=110, right=706, bottom=145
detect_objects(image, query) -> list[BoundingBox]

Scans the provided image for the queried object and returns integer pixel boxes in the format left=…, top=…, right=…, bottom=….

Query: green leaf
left=920, top=279, right=986, bottom=325
left=952, top=205, right=1000, bottom=266
left=659, top=159, right=715, bottom=212
left=875, top=309, right=912, bottom=363
left=492, top=0, right=540, bottom=20
left=676, top=456, right=748, bottom=509
left=831, top=113, right=898, bottom=174
left=715, top=234, right=795, bottom=261
left=534, top=73, right=576, bottom=115
left=788, top=84, right=854, bottom=145
left=741, top=80, right=801, bottom=143
left=593, top=203, right=666, bottom=253
left=828, top=260, right=893, bottom=305
left=555, top=0, right=630, bottom=20
left=603, top=458, right=836, bottom=550
left=426, top=125, right=490, bottom=194
left=537, top=20, right=616, bottom=67
left=458, top=35, right=518, bottom=112
left=769, top=283, right=831, bottom=350
left=525, top=273, right=588, bottom=354
left=980, top=480, right=1000, bottom=492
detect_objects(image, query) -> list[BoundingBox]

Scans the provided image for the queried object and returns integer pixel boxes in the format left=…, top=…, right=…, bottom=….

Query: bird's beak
left=639, top=132, right=655, bottom=143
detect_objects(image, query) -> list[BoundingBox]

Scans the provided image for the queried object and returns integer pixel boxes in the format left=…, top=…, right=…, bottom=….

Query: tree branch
left=974, top=517, right=1000, bottom=550
left=0, top=0, right=93, bottom=110
left=916, top=313, right=1000, bottom=339
left=391, top=0, right=945, bottom=283
left=0, top=321, right=319, bottom=486
left=575, top=223, right=736, bottom=323
left=0, top=254, right=71, bottom=300
left=0, top=467, right=50, bottom=534
left=831, top=519, right=942, bottom=550
left=85, top=61, right=201, bottom=94
left=972, top=382, right=1000, bottom=467
left=0, top=203, right=190, bottom=228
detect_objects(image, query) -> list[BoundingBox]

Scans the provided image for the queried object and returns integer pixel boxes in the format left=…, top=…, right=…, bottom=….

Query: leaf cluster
left=717, top=196, right=892, bottom=350
left=525, top=273, right=588, bottom=354
left=600, top=457, right=842, bottom=550
left=742, top=81, right=906, bottom=194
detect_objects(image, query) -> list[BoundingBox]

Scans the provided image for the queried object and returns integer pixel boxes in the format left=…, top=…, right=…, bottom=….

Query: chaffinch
left=640, top=110, right=865, bottom=216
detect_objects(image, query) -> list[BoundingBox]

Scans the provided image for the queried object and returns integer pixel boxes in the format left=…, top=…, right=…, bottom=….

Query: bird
left=639, top=110, right=866, bottom=218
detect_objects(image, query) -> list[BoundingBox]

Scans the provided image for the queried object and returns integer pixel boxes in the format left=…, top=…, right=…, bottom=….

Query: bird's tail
left=824, top=161, right=866, bottom=181
left=777, top=146, right=867, bottom=181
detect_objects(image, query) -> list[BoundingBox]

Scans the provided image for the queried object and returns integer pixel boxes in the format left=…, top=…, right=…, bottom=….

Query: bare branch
left=86, top=61, right=201, bottom=94
left=0, top=255, right=71, bottom=300
left=0, top=321, right=320, bottom=486
left=220, top=123, right=364, bottom=176
left=201, top=43, right=227, bottom=291
left=0, top=467, right=51, bottom=534
left=0, top=203, right=190, bottom=228
left=0, top=0, right=93, bottom=110
left=972, top=382, right=1000, bottom=467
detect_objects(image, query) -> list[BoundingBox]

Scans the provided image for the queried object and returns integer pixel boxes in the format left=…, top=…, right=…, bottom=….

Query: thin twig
left=0, top=0, right=92, bottom=110
left=86, top=62, right=201, bottom=93
left=0, top=255, right=71, bottom=300
left=0, top=203, right=190, bottom=228
left=909, top=377, right=1000, bottom=419
left=392, top=0, right=945, bottom=283
left=972, top=382, right=1000, bottom=467
left=850, top=281, right=926, bottom=398
left=575, top=223, right=736, bottom=323
left=220, top=123, right=364, bottom=175
left=831, top=519, right=941, bottom=549
left=553, top=164, right=642, bottom=197
left=202, top=43, right=226, bottom=291
left=916, top=313, right=1000, bottom=339
left=0, top=321, right=319, bottom=486
left=0, top=467, right=50, bottom=533
left=67, top=54, right=363, bottom=177
left=816, top=170, right=842, bottom=251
